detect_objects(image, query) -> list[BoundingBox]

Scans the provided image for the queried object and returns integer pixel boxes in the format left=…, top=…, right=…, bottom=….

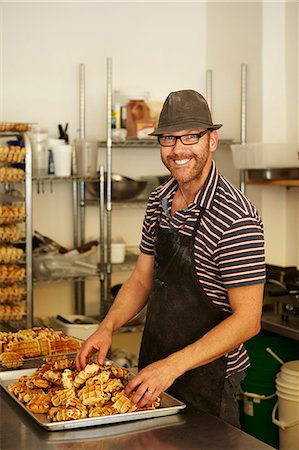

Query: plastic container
left=29, top=127, right=48, bottom=176
left=272, top=361, right=299, bottom=450
left=231, top=143, right=299, bottom=169
left=75, top=139, right=98, bottom=177
left=54, top=315, right=99, bottom=340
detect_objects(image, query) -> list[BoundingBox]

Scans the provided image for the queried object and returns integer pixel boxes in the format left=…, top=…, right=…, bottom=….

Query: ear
left=209, top=130, right=218, bottom=153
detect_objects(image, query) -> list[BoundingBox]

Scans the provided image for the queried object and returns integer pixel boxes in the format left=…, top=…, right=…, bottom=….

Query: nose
left=171, top=137, right=185, bottom=152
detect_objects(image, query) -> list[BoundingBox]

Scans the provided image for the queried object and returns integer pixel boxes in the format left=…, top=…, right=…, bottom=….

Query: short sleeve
left=214, top=217, right=266, bottom=288
left=139, top=191, right=161, bottom=256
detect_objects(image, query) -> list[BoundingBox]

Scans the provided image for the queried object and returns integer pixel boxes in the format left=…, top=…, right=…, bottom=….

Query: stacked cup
left=48, top=139, right=73, bottom=177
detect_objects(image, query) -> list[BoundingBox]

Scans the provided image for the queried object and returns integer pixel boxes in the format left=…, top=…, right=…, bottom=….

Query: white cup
left=53, top=144, right=72, bottom=176
left=111, top=242, right=126, bottom=264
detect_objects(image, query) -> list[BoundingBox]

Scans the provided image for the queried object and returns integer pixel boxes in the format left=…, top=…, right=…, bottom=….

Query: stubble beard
left=161, top=143, right=210, bottom=185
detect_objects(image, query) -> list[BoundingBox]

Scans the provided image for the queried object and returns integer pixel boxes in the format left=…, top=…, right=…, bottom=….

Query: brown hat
left=149, top=89, right=222, bottom=136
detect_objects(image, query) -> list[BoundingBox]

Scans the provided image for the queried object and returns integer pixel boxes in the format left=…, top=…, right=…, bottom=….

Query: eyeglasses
left=158, top=129, right=211, bottom=147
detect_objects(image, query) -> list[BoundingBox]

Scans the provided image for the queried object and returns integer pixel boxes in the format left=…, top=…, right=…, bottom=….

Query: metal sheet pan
left=0, top=368, right=186, bottom=431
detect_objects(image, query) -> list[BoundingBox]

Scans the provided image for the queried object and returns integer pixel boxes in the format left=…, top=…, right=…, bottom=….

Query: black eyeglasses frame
left=157, top=129, right=211, bottom=147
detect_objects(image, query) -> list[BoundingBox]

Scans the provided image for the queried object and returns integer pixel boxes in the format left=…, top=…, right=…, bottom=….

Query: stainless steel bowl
left=86, top=173, right=147, bottom=201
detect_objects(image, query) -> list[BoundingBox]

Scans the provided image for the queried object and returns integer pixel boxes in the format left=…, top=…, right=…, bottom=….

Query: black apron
left=139, top=209, right=230, bottom=417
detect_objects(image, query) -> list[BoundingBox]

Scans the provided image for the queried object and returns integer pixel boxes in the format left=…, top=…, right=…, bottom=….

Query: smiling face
left=160, top=129, right=218, bottom=187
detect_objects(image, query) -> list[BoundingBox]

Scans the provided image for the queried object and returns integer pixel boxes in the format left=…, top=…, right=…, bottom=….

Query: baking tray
left=0, top=368, right=186, bottom=431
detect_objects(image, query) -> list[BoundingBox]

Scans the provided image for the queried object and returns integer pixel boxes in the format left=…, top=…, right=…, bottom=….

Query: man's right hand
left=75, top=325, right=112, bottom=371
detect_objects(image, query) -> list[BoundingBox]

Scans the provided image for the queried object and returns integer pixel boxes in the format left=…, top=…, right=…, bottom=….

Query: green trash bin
left=242, top=378, right=278, bottom=448
left=241, top=333, right=299, bottom=448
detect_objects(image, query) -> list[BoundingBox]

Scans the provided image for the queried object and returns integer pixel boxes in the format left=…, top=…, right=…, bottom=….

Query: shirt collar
left=157, top=160, right=219, bottom=211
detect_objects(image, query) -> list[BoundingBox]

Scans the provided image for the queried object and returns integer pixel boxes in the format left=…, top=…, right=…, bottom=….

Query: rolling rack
left=0, top=128, right=33, bottom=329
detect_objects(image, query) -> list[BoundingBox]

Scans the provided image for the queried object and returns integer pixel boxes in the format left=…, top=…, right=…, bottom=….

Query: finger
left=137, top=388, right=156, bottom=408
left=76, top=344, right=97, bottom=371
left=124, top=375, right=143, bottom=397
left=97, top=343, right=110, bottom=366
left=130, top=383, right=149, bottom=406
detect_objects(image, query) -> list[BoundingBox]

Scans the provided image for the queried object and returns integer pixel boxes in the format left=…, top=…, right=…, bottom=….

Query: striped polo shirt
left=140, top=160, right=266, bottom=376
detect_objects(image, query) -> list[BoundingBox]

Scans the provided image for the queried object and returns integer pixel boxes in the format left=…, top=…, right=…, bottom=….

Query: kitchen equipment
left=54, top=314, right=99, bottom=340
left=86, top=173, right=146, bottom=201
left=231, top=143, right=299, bottom=170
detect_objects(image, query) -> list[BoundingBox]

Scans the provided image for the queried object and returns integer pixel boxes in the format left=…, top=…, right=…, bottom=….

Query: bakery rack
left=0, top=128, right=33, bottom=329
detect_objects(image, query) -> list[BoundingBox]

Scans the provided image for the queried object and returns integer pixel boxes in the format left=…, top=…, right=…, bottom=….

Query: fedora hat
left=149, top=89, right=222, bottom=136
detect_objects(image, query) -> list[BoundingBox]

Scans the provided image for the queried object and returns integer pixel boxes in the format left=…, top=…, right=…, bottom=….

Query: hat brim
left=148, top=121, right=222, bottom=136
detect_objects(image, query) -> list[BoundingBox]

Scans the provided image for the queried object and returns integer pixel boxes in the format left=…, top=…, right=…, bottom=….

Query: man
left=76, top=90, right=266, bottom=427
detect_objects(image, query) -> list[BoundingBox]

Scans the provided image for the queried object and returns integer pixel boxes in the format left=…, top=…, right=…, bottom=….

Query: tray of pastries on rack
left=0, top=264, right=26, bottom=283
left=0, top=122, right=31, bottom=132
left=0, top=205, right=26, bottom=225
left=0, top=245, right=24, bottom=263
left=0, top=225, right=22, bottom=243
left=0, top=145, right=26, bottom=163
left=0, top=167, right=25, bottom=183
left=0, top=327, right=81, bottom=369
left=0, top=356, right=185, bottom=431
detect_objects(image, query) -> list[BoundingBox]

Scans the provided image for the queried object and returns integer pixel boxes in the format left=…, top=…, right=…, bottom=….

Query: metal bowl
left=86, top=173, right=147, bottom=201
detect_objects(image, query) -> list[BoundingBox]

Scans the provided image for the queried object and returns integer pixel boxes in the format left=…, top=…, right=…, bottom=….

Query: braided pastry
left=0, top=146, right=26, bottom=163
left=0, top=167, right=25, bottom=183
left=0, top=246, right=24, bottom=263
left=0, top=285, right=26, bottom=303
left=0, top=265, right=26, bottom=282
left=0, top=205, right=25, bottom=225
left=0, top=225, right=22, bottom=243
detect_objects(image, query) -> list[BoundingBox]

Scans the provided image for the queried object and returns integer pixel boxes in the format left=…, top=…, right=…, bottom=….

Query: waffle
left=43, top=370, right=63, bottom=386
left=88, top=402, right=116, bottom=417
left=112, top=392, right=137, bottom=414
left=73, top=363, right=100, bottom=388
left=18, top=388, right=44, bottom=403
left=49, top=406, right=87, bottom=421
left=61, top=369, right=74, bottom=389
left=0, top=351, right=23, bottom=368
left=49, top=337, right=81, bottom=355
left=27, top=393, right=52, bottom=414
left=8, top=380, right=27, bottom=396
left=78, top=384, right=110, bottom=406
left=51, top=388, right=76, bottom=407
left=7, top=340, right=41, bottom=358
left=85, top=371, right=110, bottom=386
left=109, top=365, right=130, bottom=380
left=103, top=378, right=124, bottom=394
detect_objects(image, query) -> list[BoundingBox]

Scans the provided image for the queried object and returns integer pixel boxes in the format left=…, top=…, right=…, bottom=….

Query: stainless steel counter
left=0, top=389, right=274, bottom=450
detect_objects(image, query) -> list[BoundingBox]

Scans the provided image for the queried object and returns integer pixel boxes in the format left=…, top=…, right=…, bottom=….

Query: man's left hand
left=124, top=358, right=177, bottom=408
